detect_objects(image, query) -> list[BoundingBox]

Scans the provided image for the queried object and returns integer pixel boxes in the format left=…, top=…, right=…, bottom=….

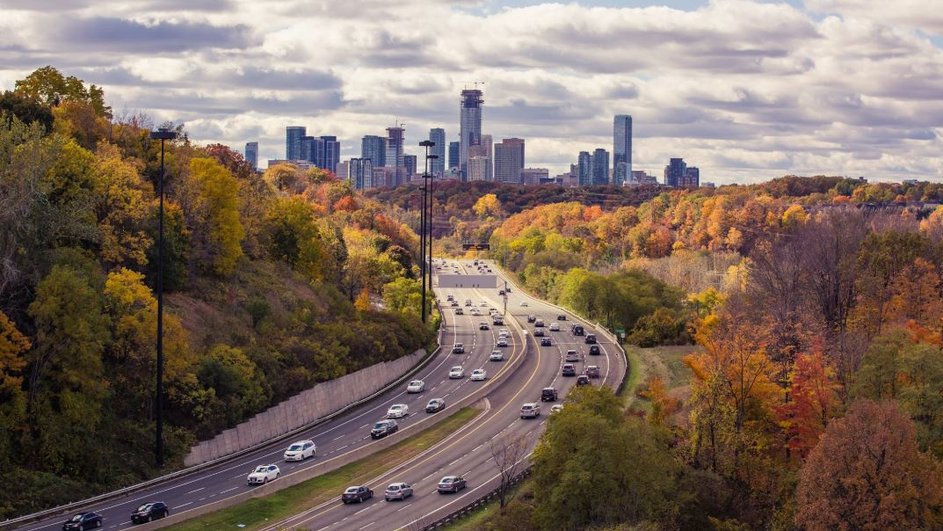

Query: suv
left=520, top=403, right=541, bottom=418
left=585, top=334, right=597, bottom=344
left=438, top=476, right=467, bottom=494
left=492, top=316, right=504, bottom=325
left=586, top=365, right=601, bottom=378
left=452, top=343, right=465, bottom=354
left=540, top=337, right=552, bottom=346
left=342, top=485, right=373, bottom=504
left=371, top=419, right=399, bottom=439
left=572, top=325, right=585, bottom=336
left=565, top=349, right=580, bottom=362
left=541, top=387, right=558, bottom=402
left=589, top=344, right=601, bottom=355
left=577, top=374, right=591, bottom=386
left=131, top=502, right=168, bottom=524
left=562, top=363, right=576, bottom=376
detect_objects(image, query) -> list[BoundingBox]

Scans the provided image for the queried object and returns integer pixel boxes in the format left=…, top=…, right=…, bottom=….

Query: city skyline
left=2, top=1, right=941, bottom=183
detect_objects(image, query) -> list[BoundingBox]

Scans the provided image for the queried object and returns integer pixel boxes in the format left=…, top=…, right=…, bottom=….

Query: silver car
left=384, top=482, right=413, bottom=501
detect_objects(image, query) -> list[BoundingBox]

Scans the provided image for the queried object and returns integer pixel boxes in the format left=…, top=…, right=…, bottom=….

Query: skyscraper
left=244, top=142, right=258, bottom=170
left=301, top=135, right=319, bottom=163
left=578, top=151, right=592, bottom=186
left=459, top=88, right=483, bottom=180
left=494, top=138, right=525, bottom=183
left=592, top=148, right=609, bottom=185
left=682, top=166, right=700, bottom=188
left=429, top=128, right=446, bottom=177
left=319, top=136, right=340, bottom=174
left=404, top=154, right=417, bottom=180
left=386, top=126, right=405, bottom=186
left=361, top=135, right=386, bottom=167
left=613, top=115, right=632, bottom=185
left=350, top=158, right=373, bottom=189
left=664, top=158, right=687, bottom=187
left=286, top=126, right=306, bottom=160
left=448, top=141, right=459, bottom=170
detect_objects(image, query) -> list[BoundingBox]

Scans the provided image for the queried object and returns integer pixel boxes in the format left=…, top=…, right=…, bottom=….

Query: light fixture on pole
left=150, top=127, right=177, bottom=468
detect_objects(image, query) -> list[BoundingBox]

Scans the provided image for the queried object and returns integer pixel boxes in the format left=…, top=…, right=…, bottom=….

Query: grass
left=173, top=406, right=481, bottom=531
left=620, top=344, right=648, bottom=409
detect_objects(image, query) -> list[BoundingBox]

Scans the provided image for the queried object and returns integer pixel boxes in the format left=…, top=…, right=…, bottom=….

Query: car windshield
left=136, top=504, right=151, bottom=512
left=388, top=485, right=400, bottom=490
left=70, top=514, right=85, bottom=522
left=254, top=466, right=267, bottom=472
left=374, top=422, right=387, bottom=429
left=345, top=487, right=359, bottom=493
left=441, top=478, right=453, bottom=483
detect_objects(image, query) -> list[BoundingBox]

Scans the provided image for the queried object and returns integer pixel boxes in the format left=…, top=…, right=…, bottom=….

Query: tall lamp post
left=150, top=127, right=177, bottom=468
left=426, top=153, right=437, bottom=299
left=418, top=140, right=435, bottom=323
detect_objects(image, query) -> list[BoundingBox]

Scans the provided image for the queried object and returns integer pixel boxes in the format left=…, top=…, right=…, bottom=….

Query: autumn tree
left=185, top=157, right=244, bottom=275
left=777, top=348, right=840, bottom=457
left=14, top=66, right=111, bottom=118
left=92, top=142, right=153, bottom=268
left=473, top=193, right=502, bottom=219
left=0, top=311, right=29, bottom=465
left=795, top=400, right=943, bottom=530
left=263, top=196, right=325, bottom=279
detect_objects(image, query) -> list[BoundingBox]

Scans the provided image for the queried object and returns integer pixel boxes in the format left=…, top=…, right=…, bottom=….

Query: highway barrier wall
left=184, top=349, right=428, bottom=466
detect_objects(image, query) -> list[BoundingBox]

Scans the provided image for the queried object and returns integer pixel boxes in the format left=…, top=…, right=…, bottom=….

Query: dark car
left=498, top=289, right=505, bottom=295
left=557, top=314, right=567, bottom=321
left=479, top=322, right=490, bottom=330
left=586, top=365, right=601, bottom=379
left=426, top=398, right=446, bottom=413
left=371, top=419, right=398, bottom=439
left=576, top=374, right=591, bottom=386
left=131, top=502, right=169, bottom=525
left=437, top=475, right=467, bottom=493
left=63, top=512, right=102, bottom=531
left=534, top=328, right=545, bottom=337
left=541, top=387, right=558, bottom=402
left=589, top=345, right=601, bottom=355
left=452, top=343, right=465, bottom=354
left=342, top=485, right=374, bottom=504
left=562, top=363, right=576, bottom=376
left=572, top=325, right=585, bottom=336
left=527, top=315, right=537, bottom=323
left=540, top=337, right=552, bottom=347
left=585, top=334, right=597, bottom=344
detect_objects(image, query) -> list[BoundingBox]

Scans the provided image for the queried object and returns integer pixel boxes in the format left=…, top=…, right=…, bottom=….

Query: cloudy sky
left=1, top=0, right=942, bottom=183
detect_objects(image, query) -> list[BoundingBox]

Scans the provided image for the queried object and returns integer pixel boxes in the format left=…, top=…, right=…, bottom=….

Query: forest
left=0, top=67, right=434, bottom=517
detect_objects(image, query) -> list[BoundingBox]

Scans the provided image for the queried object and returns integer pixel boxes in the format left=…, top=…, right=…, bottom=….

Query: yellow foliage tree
left=189, top=157, right=245, bottom=275
left=93, top=142, right=153, bottom=268
left=473, top=193, right=501, bottom=219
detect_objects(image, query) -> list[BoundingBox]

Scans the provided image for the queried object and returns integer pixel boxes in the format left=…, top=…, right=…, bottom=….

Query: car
left=572, top=325, right=585, bottom=336
left=387, top=404, right=409, bottom=418
left=534, top=319, right=545, bottom=327
left=471, top=368, right=487, bottom=381
left=557, top=314, right=567, bottom=321
left=585, top=334, right=597, bottom=344
left=283, top=440, right=316, bottom=461
left=586, top=365, right=601, bottom=378
left=489, top=350, right=505, bottom=361
left=465, top=299, right=472, bottom=306
left=496, top=338, right=509, bottom=347
left=577, top=374, right=591, bottom=386
left=342, top=485, right=374, bottom=504
left=541, top=387, right=558, bottom=402
left=562, top=363, right=577, bottom=376
left=452, top=343, right=465, bottom=354
left=498, top=289, right=505, bottom=295
left=62, top=512, right=102, bottom=530
left=446, top=294, right=454, bottom=301
left=565, top=349, right=580, bottom=362
left=371, top=419, right=399, bottom=438
left=480, top=302, right=488, bottom=307
left=527, top=315, right=537, bottom=323
left=550, top=404, right=564, bottom=414
left=450, top=300, right=459, bottom=307
left=407, top=379, right=425, bottom=393
left=549, top=322, right=560, bottom=331
left=470, top=308, right=479, bottom=315
left=438, top=475, right=467, bottom=493
left=520, top=301, right=529, bottom=307
left=449, top=366, right=465, bottom=379
left=540, top=337, right=552, bottom=346
left=385, top=482, right=414, bottom=501
left=533, top=328, right=545, bottom=337
left=131, top=502, right=169, bottom=524
left=589, top=345, right=601, bottom=355
left=454, top=308, right=463, bottom=315
left=492, top=316, right=504, bottom=325
left=499, top=328, right=510, bottom=336
left=520, top=402, right=541, bottom=418
left=247, top=464, right=281, bottom=485
left=479, top=322, right=490, bottom=330
left=426, top=398, right=446, bottom=413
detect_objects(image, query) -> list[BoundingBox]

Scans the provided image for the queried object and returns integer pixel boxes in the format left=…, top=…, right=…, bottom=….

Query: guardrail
left=2, top=315, right=448, bottom=530
left=420, top=468, right=533, bottom=530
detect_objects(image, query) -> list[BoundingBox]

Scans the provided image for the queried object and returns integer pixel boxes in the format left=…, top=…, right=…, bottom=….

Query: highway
left=15, top=258, right=625, bottom=531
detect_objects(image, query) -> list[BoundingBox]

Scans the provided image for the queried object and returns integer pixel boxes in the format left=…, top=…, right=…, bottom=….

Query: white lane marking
left=396, top=503, right=413, bottom=512
left=354, top=505, right=372, bottom=516
left=334, top=435, right=345, bottom=441
left=186, top=487, right=204, bottom=494
left=221, top=486, right=239, bottom=494
left=176, top=502, right=193, bottom=509
left=359, top=523, right=375, bottom=529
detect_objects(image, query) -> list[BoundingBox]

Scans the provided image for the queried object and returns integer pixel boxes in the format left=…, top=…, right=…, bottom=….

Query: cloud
left=50, top=17, right=253, bottom=53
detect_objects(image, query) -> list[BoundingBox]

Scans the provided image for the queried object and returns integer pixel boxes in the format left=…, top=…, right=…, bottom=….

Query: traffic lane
left=18, top=309, right=507, bottom=531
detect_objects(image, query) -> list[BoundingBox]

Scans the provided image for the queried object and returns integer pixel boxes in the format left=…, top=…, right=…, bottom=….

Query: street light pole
left=426, top=155, right=438, bottom=299
left=150, top=127, right=177, bottom=468
left=419, top=140, right=435, bottom=323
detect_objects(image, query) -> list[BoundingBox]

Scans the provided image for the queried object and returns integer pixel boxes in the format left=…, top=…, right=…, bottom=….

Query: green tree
left=0, top=311, right=29, bottom=466
left=14, top=66, right=111, bottom=118
left=187, top=157, right=244, bottom=275
left=196, top=344, right=269, bottom=429
left=263, top=196, right=324, bottom=279
left=382, top=277, right=423, bottom=318
left=144, top=200, right=190, bottom=291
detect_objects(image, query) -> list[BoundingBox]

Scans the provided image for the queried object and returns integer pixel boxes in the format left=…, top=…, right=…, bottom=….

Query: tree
left=795, top=400, right=943, bottom=530
left=0, top=311, right=29, bottom=464
left=473, top=193, right=502, bottom=218
left=0, top=91, right=53, bottom=131
left=14, top=66, right=111, bottom=118
left=491, top=433, right=531, bottom=508
left=186, top=157, right=245, bottom=275
left=263, top=196, right=323, bottom=273
left=778, top=348, right=840, bottom=458
left=382, top=277, right=423, bottom=318
left=92, top=142, right=153, bottom=268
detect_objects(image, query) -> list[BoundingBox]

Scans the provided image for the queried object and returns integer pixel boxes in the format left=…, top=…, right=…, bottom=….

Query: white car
left=549, top=322, right=560, bottom=331
left=247, top=464, right=280, bottom=485
left=470, top=369, right=487, bottom=381
left=406, top=380, right=425, bottom=393
left=387, top=404, right=409, bottom=418
left=489, top=350, right=504, bottom=361
left=496, top=338, right=508, bottom=347
left=283, top=440, right=316, bottom=461
left=520, top=301, right=529, bottom=307
left=499, top=329, right=510, bottom=337
left=550, top=404, right=564, bottom=414
left=449, top=366, right=465, bottom=379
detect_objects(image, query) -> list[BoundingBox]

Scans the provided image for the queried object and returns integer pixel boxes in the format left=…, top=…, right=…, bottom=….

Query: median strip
left=170, top=406, right=481, bottom=531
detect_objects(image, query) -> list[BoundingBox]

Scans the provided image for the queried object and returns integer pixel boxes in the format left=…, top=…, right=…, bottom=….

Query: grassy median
left=173, top=406, right=481, bottom=530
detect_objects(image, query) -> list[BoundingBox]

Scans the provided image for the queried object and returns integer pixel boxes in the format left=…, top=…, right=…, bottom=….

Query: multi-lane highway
left=14, top=258, right=625, bottom=531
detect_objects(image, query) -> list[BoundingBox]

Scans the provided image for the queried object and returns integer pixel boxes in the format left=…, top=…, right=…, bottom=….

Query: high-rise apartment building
left=459, top=88, right=483, bottom=180
left=361, top=135, right=386, bottom=167
left=448, top=141, right=459, bottom=170
left=301, top=135, right=319, bottom=164
left=319, top=136, right=340, bottom=174
left=404, top=154, right=417, bottom=180
left=467, top=156, right=489, bottom=181
left=592, top=148, right=610, bottom=185
left=494, top=138, right=525, bottom=183
left=578, top=151, right=592, bottom=186
left=244, top=142, right=258, bottom=170
left=286, top=126, right=306, bottom=160
left=349, top=158, right=374, bottom=189
left=613, top=115, right=632, bottom=185
left=521, top=168, right=549, bottom=185
left=386, top=126, right=405, bottom=186
left=429, top=128, right=446, bottom=177
left=468, top=134, right=493, bottom=181
left=664, top=158, right=687, bottom=187
left=682, top=166, right=700, bottom=188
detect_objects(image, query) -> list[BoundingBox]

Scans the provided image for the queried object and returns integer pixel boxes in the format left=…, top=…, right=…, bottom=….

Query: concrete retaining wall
left=184, top=349, right=427, bottom=466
